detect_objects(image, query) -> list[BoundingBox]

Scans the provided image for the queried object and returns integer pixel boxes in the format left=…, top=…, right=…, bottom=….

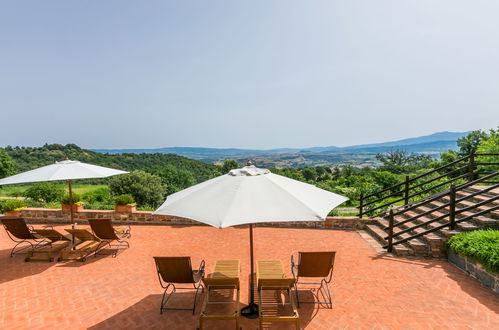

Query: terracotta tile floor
left=0, top=225, right=498, bottom=329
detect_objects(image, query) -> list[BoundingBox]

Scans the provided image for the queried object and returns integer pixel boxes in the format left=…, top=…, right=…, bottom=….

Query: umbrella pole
left=241, top=224, right=259, bottom=318
left=68, top=180, right=75, bottom=228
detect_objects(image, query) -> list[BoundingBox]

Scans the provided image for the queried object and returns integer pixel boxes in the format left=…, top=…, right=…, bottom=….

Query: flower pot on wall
left=115, top=205, right=136, bottom=213
left=4, top=210, right=21, bottom=217
left=61, top=204, right=84, bottom=212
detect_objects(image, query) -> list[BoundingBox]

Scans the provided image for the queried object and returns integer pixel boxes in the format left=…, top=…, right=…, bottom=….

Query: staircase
left=365, top=185, right=499, bottom=257
left=358, top=152, right=499, bottom=258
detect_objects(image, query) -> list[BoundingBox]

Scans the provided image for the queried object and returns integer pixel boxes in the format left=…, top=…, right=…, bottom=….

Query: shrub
left=114, top=194, right=136, bottom=205
left=2, top=199, right=26, bottom=212
left=446, top=230, right=499, bottom=274
left=108, top=170, right=165, bottom=207
left=24, top=182, right=65, bottom=203
left=82, top=187, right=110, bottom=204
left=60, top=193, right=82, bottom=204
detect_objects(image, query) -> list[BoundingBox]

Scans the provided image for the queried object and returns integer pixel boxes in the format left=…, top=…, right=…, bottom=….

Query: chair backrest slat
left=34, top=229, right=68, bottom=242
left=1, top=217, right=36, bottom=240
left=297, top=251, right=336, bottom=278
left=154, top=256, right=195, bottom=283
left=65, top=229, right=99, bottom=242
left=88, top=219, right=119, bottom=240
left=258, top=278, right=295, bottom=289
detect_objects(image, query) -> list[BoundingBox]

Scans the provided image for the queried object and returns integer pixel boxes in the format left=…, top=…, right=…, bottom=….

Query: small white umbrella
left=154, top=164, right=348, bottom=316
left=0, top=160, right=128, bottom=224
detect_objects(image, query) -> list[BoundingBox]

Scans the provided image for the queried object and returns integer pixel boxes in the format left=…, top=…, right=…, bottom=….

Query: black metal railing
left=384, top=172, right=499, bottom=251
left=358, top=152, right=499, bottom=218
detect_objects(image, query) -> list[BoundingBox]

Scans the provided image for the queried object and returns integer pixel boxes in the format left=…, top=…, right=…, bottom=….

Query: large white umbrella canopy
left=154, top=164, right=348, bottom=315
left=0, top=160, right=128, bottom=185
left=0, top=160, right=128, bottom=225
left=154, top=165, right=348, bottom=227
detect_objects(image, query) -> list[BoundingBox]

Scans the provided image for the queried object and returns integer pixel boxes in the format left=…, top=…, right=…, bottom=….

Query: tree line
left=0, top=128, right=497, bottom=210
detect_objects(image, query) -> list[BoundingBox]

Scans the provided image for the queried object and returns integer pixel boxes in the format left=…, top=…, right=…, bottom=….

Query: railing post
left=449, top=184, right=456, bottom=230
left=468, top=151, right=475, bottom=182
left=359, top=193, right=364, bottom=218
left=404, top=175, right=410, bottom=205
left=387, top=209, right=394, bottom=252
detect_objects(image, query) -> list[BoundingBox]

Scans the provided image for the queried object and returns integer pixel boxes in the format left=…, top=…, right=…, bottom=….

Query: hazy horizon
left=1, top=1, right=498, bottom=149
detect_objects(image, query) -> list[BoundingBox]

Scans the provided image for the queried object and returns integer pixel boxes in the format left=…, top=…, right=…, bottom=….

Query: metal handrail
left=358, top=152, right=499, bottom=217
left=384, top=203, right=499, bottom=248
left=385, top=186, right=499, bottom=240
left=390, top=171, right=499, bottom=217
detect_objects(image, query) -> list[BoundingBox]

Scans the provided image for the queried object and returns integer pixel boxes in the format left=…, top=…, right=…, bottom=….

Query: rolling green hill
left=3, top=144, right=216, bottom=183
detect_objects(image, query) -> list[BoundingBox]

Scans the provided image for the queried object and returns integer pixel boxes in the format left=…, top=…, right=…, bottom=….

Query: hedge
left=446, top=230, right=499, bottom=274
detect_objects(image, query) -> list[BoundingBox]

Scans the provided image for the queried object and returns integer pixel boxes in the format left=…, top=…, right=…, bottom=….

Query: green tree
left=0, top=149, right=17, bottom=179
left=24, top=182, right=65, bottom=203
left=148, top=165, right=197, bottom=196
left=302, top=167, right=317, bottom=182
left=476, top=129, right=499, bottom=172
left=457, top=130, right=488, bottom=156
left=375, top=150, right=433, bottom=174
left=108, top=170, right=165, bottom=207
left=220, top=160, right=239, bottom=174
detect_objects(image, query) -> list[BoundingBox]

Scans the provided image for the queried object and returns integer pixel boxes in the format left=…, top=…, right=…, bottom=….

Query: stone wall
left=11, top=208, right=373, bottom=230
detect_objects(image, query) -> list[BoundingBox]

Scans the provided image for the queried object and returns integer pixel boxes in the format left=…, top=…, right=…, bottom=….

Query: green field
left=0, top=184, right=108, bottom=198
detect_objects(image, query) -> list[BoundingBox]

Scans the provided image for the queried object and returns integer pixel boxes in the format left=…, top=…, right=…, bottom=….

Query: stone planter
left=115, top=205, right=136, bottom=213
left=448, top=249, right=499, bottom=293
left=61, top=204, right=84, bottom=213
left=4, top=210, right=21, bottom=217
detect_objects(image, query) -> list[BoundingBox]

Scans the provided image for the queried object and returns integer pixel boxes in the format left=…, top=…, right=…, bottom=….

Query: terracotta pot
left=4, top=210, right=21, bottom=217
left=115, top=205, right=136, bottom=213
left=61, top=204, right=84, bottom=212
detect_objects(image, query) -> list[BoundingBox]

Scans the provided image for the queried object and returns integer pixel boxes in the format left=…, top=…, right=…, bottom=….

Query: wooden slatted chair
left=153, top=256, right=205, bottom=315
left=25, top=228, right=72, bottom=262
left=198, top=260, right=240, bottom=329
left=87, top=218, right=130, bottom=257
left=257, top=260, right=300, bottom=330
left=1, top=217, right=49, bottom=257
left=291, top=251, right=336, bottom=308
left=59, top=228, right=102, bottom=262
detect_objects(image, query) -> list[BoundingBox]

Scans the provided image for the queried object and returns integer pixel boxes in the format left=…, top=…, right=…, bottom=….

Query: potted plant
left=114, top=194, right=137, bottom=213
left=60, top=193, right=84, bottom=212
left=2, top=199, right=27, bottom=217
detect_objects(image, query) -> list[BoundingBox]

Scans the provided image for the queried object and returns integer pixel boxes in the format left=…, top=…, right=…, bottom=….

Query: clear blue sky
left=1, top=1, right=498, bottom=149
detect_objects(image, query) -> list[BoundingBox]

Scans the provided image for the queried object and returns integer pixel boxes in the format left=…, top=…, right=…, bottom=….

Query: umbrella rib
left=264, top=176, right=326, bottom=219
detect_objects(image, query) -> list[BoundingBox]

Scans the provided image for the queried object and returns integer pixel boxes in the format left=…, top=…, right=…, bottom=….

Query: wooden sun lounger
left=58, top=229, right=102, bottom=262
left=88, top=218, right=130, bottom=257
left=257, top=260, right=300, bottom=330
left=25, top=228, right=72, bottom=262
left=199, top=260, right=241, bottom=330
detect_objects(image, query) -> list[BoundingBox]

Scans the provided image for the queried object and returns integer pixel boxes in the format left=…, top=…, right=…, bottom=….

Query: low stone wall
left=9, top=208, right=373, bottom=230
left=448, top=250, right=499, bottom=294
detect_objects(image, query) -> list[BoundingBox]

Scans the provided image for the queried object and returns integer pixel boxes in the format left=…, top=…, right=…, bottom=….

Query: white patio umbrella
left=154, top=164, right=348, bottom=316
left=0, top=160, right=128, bottom=225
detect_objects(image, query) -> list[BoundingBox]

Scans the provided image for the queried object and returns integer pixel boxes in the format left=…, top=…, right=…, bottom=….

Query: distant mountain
left=92, top=131, right=469, bottom=160
left=344, top=131, right=468, bottom=150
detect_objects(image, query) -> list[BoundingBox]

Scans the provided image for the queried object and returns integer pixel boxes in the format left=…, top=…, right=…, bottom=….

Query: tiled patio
left=0, top=225, right=498, bottom=329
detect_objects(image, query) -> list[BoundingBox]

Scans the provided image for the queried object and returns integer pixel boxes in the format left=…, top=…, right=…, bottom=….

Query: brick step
left=372, top=220, right=429, bottom=256
left=422, top=202, right=482, bottom=220
left=472, top=216, right=499, bottom=229
left=365, top=224, right=415, bottom=256
left=456, top=221, right=479, bottom=231
left=465, top=186, right=499, bottom=195
left=380, top=217, right=446, bottom=245
left=441, top=229, right=462, bottom=239
left=440, top=196, right=496, bottom=212
left=455, top=191, right=499, bottom=205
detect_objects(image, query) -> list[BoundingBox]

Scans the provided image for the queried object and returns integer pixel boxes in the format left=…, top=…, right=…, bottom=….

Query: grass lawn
left=0, top=184, right=108, bottom=198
